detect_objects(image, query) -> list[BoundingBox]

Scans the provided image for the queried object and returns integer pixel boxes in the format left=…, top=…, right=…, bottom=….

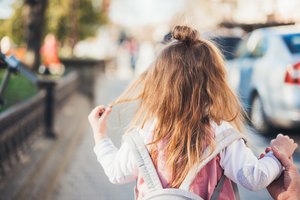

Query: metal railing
left=0, top=51, right=105, bottom=175
left=0, top=90, right=46, bottom=174
left=0, top=53, right=81, bottom=175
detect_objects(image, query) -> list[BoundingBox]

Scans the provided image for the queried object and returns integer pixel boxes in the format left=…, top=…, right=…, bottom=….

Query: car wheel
left=250, top=95, right=270, bottom=134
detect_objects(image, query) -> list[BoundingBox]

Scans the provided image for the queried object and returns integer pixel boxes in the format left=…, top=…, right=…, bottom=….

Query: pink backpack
left=126, top=128, right=245, bottom=200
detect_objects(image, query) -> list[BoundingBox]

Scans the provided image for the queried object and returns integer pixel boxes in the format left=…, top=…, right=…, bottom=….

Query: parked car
left=227, top=25, right=300, bottom=133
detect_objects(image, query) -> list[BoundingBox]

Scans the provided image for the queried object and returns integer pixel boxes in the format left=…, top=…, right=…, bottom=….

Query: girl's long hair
left=110, top=25, right=245, bottom=188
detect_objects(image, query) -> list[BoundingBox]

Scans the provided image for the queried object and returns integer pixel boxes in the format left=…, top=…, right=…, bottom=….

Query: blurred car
left=210, top=36, right=242, bottom=60
left=227, top=25, right=300, bottom=133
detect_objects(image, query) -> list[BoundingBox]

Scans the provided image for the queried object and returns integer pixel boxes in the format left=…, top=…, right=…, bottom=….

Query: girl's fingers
left=98, top=108, right=106, bottom=117
left=99, top=106, right=112, bottom=121
left=270, top=139, right=275, bottom=144
left=91, top=105, right=105, bottom=117
left=277, top=133, right=283, bottom=138
left=88, top=105, right=110, bottom=121
left=265, top=147, right=272, bottom=153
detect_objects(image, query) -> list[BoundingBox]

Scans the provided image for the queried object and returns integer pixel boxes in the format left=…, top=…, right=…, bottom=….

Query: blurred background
left=0, top=0, right=299, bottom=199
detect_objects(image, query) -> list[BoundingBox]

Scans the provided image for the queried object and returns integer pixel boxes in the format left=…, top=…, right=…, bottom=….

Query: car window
left=250, top=37, right=268, bottom=58
left=211, top=37, right=241, bottom=60
left=282, top=33, right=300, bottom=54
left=234, top=35, right=268, bottom=59
left=234, top=39, right=248, bottom=58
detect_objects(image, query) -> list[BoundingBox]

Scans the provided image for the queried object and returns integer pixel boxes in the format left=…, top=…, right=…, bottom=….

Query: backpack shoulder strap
left=210, top=174, right=240, bottom=200
left=179, top=128, right=246, bottom=191
left=125, top=130, right=163, bottom=192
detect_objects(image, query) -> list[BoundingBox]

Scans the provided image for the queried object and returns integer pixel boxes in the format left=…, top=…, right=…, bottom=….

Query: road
left=53, top=72, right=300, bottom=200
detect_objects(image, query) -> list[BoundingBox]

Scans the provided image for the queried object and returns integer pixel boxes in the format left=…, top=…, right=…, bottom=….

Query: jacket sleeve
left=93, top=137, right=138, bottom=184
left=218, top=123, right=282, bottom=191
left=220, top=139, right=282, bottom=191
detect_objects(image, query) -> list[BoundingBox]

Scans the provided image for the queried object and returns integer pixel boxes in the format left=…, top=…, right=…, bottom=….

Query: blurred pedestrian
left=125, top=37, right=138, bottom=72
left=40, top=33, right=64, bottom=75
left=88, top=25, right=298, bottom=199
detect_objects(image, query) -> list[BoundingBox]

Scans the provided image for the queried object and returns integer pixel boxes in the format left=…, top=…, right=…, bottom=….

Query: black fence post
left=38, top=78, right=56, bottom=138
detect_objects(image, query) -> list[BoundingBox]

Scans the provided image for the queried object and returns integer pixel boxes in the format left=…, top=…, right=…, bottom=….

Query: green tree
left=0, top=0, right=107, bottom=70
left=46, top=0, right=106, bottom=49
left=0, top=2, right=25, bottom=46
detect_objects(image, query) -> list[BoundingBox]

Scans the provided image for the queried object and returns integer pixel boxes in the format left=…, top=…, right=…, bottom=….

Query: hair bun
left=172, top=26, right=199, bottom=43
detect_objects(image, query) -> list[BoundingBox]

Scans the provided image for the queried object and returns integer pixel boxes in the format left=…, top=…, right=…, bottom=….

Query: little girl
left=88, top=25, right=298, bottom=199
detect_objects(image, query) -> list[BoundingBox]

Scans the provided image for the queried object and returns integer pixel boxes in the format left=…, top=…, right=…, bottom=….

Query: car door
left=230, top=33, right=259, bottom=111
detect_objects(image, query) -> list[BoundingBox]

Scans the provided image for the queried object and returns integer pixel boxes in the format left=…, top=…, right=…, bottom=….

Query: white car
left=227, top=25, right=300, bottom=133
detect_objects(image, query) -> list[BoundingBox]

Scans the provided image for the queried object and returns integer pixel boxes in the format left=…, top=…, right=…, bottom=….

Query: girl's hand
left=88, top=105, right=112, bottom=145
left=270, top=134, right=298, bottom=159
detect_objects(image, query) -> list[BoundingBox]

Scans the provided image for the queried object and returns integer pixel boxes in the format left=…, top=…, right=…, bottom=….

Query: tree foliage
left=0, top=2, right=25, bottom=46
left=0, top=0, right=106, bottom=48
left=46, top=0, right=106, bottom=47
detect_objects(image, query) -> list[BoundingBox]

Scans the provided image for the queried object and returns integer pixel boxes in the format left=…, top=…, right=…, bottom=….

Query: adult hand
left=267, top=146, right=300, bottom=200
left=88, top=105, right=112, bottom=145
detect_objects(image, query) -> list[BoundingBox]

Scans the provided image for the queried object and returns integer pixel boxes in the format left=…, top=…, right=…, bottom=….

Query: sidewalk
left=0, top=91, right=98, bottom=200
left=51, top=73, right=134, bottom=200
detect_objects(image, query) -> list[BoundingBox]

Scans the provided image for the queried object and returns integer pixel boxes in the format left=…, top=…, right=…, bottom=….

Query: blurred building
left=212, top=0, right=300, bottom=24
